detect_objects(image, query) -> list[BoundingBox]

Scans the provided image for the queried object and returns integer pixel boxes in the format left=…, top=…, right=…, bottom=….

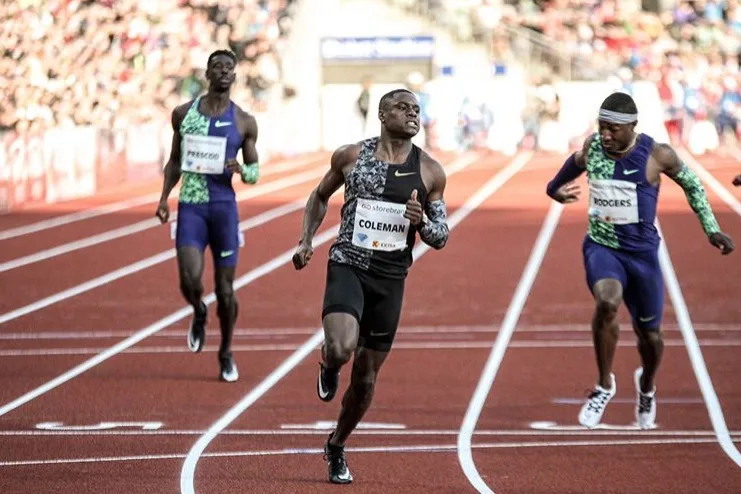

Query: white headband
left=598, top=108, right=637, bottom=124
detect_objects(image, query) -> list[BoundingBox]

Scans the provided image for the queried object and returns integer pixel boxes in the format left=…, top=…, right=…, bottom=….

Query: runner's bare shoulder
left=171, top=100, right=193, bottom=131
left=233, top=104, right=258, bottom=138
left=419, top=148, right=446, bottom=191
left=331, top=141, right=363, bottom=175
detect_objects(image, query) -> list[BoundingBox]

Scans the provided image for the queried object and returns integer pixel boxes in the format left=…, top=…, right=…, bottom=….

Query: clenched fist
left=292, top=240, right=313, bottom=270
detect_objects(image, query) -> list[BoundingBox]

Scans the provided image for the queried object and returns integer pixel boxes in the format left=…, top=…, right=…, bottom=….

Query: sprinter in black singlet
left=292, top=89, right=450, bottom=485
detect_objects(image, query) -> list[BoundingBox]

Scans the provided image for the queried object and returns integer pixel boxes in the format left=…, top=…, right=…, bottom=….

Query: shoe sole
left=219, top=373, right=239, bottom=383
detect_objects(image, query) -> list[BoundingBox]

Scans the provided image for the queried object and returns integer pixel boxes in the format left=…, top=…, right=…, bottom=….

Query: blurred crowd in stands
left=1, top=0, right=297, bottom=135
left=2, top=0, right=739, bottom=155
left=391, top=0, right=740, bottom=154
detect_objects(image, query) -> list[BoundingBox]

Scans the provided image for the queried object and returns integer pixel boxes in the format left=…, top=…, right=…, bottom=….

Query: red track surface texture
left=1, top=150, right=740, bottom=494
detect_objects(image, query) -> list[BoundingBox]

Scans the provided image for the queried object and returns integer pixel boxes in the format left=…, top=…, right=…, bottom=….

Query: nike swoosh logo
left=394, top=170, right=416, bottom=177
left=639, top=315, right=656, bottom=322
left=214, top=121, right=231, bottom=127
left=220, top=250, right=234, bottom=258
left=318, top=377, right=329, bottom=399
left=623, top=169, right=639, bottom=175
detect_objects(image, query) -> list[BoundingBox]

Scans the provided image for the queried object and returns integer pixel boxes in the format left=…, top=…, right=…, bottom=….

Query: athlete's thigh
left=176, top=202, right=210, bottom=254
left=622, top=249, right=664, bottom=331
left=322, top=261, right=365, bottom=323
left=582, top=237, right=628, bottom=295
left=207, top=200, right=240, bottom=267
left=357, top=273, right=405, bottom=352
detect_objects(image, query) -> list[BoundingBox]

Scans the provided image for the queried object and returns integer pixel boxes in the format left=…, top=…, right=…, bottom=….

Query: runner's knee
left=214, top=278, right=234, bottom=305
left=179, top=271, right=202, bottom=298
left=636, top=329, right=662, bottom=345
left=323, top=312, right=358, bottom=364
left=593, top=279, right=622, bottom=318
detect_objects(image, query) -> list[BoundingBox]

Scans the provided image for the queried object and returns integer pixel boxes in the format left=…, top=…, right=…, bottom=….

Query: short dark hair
left=207, top=49, right=237, bottom=68
left=600, top=92, right=638, bottom=115
left=379, top=88, right=414, bottom=110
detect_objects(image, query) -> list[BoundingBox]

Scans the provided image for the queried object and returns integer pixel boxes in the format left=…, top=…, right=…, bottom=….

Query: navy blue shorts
left=175, top=201, right=240, bottom=267
left=582, top=236, right=664, bottom=331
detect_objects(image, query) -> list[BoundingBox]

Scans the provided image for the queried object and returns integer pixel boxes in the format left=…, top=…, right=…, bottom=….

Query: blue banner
left=320, top=36, right=435, bottom=60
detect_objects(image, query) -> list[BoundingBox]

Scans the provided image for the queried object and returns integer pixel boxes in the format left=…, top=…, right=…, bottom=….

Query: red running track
left=0, top=150, right=740, bottom=493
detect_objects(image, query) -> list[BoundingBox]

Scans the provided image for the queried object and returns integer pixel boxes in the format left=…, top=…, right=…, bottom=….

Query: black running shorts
left=321, top=261, right=405, bottom=352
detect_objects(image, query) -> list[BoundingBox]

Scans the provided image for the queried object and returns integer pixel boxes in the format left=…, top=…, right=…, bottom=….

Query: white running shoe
left=219, top=355, right=239, bottom=383
left=634, top=367, right=657, bottom=430
left=578, top=373, right=616, bottom=428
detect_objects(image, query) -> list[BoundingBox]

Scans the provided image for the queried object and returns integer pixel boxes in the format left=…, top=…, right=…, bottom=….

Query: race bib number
left=352, top=198, right=410, bottom=252
left=588, top=179, right=639, bottom=225
left=182, top=135, right=226, bottom=175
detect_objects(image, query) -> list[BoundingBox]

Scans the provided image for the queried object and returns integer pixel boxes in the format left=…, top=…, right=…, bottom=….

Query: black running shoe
left=324, top=434, right=353, bottom=484
left=219, top=355, right=239, bottom=383
left=317, top=362, right=339, bottom=402
left=187, top=302, right=207, bottom=353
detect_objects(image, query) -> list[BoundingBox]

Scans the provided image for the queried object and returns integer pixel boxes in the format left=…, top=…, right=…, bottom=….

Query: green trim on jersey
left=586, top=136, right=620, bottom=249
left=178, top=97, right=211, bottom=204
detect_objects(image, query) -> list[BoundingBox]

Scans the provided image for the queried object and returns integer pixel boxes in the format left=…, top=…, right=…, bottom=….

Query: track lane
left=0, top=180, right=322, bottom=315
left=662, top=152, right=741, bottom=434
left=0, top=153, right=516, bottom=493
left=468, top=155, right=741, bottom=493
left=0, top=154, right=328, bottom=235
left=187, top=154, right=554, bottom=493
left=0, top=157, right=326, bottom=265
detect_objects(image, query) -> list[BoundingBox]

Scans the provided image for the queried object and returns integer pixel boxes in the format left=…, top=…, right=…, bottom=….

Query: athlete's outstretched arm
left=155, top=107, right=186, bottom=223
left=658, top=143, right=734, bottom=254
left=293, top=145, right=354, bottom=270
left=546, top=134, right=591, bottom=203
left=658, top=143, right=720, bottom=235
left=417, top=157, right=449, bottom=250
left=239, top=112, right=259, bottom=184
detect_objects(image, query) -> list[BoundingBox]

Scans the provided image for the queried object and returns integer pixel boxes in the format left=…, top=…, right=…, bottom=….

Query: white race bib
left=588, top=179, right=639, bottom=225
left=182, top=134, right=227, bottom=174
left=352, top=198, right=410, bottom=251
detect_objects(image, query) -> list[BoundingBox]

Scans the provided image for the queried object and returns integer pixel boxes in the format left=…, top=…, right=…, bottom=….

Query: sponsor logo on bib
left=182, top=135, right=227, bottom=174
left=588, top=179, right=639, bottom=225
left=352, top=198, right=410, bottom=251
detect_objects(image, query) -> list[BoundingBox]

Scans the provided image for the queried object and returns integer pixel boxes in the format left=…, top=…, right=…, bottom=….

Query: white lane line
left=179, top=151, right=532, bottom=494
left=0, top=155, right=319, bottom=241
left=0, top=152, right=482, bottom=417
left=3, top=322, right=739, bottom=340
left=458, top=201, right=563, bottom=494
left=0, top=199, right=308, bottom=326
left=0, top=166, right=327, bottom=273
left=5, top=436, right=741, bottom=467
left=0, top=193, right=163, bottom=241
left=678, top=148, right=741, bottom=216
left=656, top=220, right=741, bottom=468
left=3, top=428, right=734, bottom=437
left=4, top=338, right=741, bottom=357
left=0, top=226, right=340, bottom=418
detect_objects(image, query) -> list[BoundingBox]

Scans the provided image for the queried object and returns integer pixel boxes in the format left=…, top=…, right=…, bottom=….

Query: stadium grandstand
left=1, top=1, right=740, bottom=493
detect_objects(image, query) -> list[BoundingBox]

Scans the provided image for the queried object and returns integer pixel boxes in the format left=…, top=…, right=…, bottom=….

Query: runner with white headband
left=545, top=91, right=734, bottom=430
